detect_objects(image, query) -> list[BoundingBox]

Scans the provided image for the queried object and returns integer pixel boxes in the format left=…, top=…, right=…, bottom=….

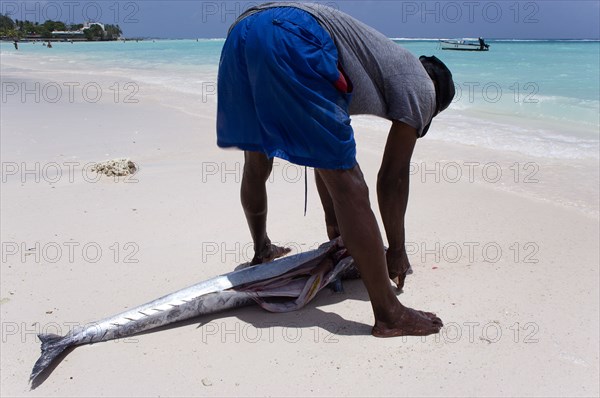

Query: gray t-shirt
left=233, top=2, right=436, bottom=137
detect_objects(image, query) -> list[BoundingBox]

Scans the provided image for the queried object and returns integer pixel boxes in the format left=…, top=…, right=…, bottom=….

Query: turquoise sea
left=1, top=39, right=599, bottom=160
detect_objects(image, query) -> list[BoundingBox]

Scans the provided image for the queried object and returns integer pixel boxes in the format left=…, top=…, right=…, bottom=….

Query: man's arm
left=377, top=120, right=417, bottom=289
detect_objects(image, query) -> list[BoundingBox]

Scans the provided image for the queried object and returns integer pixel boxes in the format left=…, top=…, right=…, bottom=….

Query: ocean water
left=399, top=40, right=600, bottom=161
left=1, top=39, right=599, bottom=161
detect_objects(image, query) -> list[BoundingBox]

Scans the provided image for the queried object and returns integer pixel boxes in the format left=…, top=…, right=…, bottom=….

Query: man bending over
left=216, top=3, right=455, bottom=337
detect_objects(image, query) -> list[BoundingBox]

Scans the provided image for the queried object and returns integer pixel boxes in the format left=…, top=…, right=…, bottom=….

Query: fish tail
left=29, top=333, right=71, bottom=386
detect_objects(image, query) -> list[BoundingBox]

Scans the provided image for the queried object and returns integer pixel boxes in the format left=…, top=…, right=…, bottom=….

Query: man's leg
left=315, top=171, right=340, bottom=240
left=241, top=151, right=291, bottom=265
left=316, top=165, right=443, bottom=337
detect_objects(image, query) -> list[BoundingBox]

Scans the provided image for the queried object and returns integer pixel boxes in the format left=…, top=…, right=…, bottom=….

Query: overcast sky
left=2, top=0, right=599, bottom=39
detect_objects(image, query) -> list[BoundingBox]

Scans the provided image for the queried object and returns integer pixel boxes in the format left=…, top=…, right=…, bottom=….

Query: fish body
left=30, top=240, right=355, bottom=385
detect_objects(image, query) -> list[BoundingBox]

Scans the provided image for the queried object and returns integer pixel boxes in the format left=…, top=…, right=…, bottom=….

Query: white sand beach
left=1, top=49, right=599, bottom=397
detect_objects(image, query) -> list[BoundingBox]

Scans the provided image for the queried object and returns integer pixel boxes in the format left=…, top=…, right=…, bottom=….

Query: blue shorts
left=216, top=7, right=356, bottom=170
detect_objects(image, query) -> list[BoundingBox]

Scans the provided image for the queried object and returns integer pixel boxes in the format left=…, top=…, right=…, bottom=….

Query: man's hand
left=386, top=248, right=412, bottom=290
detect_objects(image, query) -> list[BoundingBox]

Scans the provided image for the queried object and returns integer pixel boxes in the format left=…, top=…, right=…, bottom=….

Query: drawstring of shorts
left=304, top=166, right=308, bottom=216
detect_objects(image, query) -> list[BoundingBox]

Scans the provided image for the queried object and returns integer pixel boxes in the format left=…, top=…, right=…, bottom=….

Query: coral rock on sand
left=91, top=158, right=137, bottom=177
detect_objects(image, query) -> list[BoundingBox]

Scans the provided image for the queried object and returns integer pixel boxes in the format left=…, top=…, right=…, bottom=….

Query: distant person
left=217, top=3, right=455, bottom=337
left=13, top=40, right=18, bottom=50
left=478, top=37, right=489, bottom=50
left=47, top=41, right=52, bottom=48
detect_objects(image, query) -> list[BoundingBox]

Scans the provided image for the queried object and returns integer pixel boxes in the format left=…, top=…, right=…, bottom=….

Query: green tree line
left=0, top=14, right=122, bottom=40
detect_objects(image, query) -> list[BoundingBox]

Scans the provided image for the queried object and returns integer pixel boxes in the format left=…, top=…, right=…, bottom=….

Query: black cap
left=419, top=55, right=455, bottom=136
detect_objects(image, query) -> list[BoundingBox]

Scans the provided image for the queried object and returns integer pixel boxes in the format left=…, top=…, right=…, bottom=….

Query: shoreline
left=2, top=66, right=597, bottom=219
left=1, top=38, right=131, bottom=43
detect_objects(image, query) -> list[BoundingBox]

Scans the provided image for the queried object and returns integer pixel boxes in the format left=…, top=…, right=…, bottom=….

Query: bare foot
left=251, top=244, right=291, bottom=265
left=372, top=305, right=443, bottom=337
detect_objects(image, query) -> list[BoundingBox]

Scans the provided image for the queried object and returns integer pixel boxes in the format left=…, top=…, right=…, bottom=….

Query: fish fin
left=38, top=333, right=63, bottom=345
left=30, top=333, right=71, bottom=387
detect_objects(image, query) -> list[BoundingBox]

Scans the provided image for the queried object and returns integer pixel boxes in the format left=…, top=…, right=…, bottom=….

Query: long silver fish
left=30, top=240, right=356, bottom=386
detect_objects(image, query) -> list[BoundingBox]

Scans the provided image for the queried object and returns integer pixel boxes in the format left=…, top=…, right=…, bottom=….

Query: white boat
left=440, top=38, right=490, bottom=51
